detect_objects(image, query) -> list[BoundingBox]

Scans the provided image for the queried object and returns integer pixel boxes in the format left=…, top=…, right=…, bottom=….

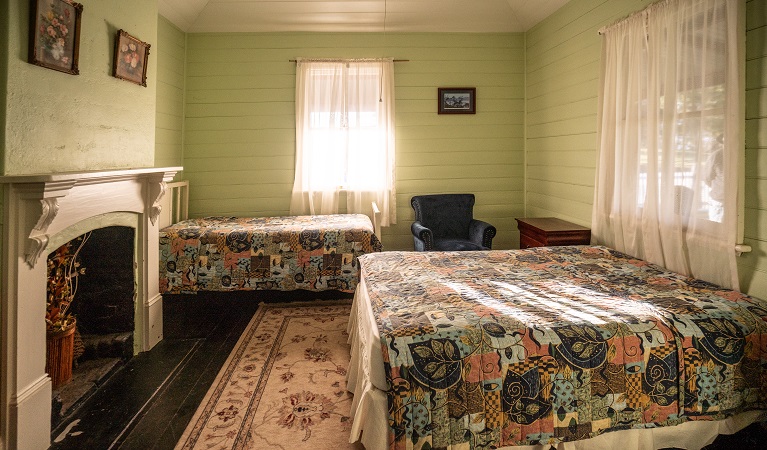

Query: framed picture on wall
left=28, top=0, right=83, bottom=75
left=113, top=29, right=150, bottom=87
left=438, top=87, right=476, bottom=114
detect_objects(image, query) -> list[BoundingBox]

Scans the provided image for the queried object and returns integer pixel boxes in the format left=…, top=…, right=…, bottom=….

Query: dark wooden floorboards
left=48, top=290, right=766, bottom=449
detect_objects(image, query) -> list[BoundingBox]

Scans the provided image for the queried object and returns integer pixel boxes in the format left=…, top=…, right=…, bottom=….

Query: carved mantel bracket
left=149, top=180, right=167, bottom=226
left=24, top=180, right=77, bottom=268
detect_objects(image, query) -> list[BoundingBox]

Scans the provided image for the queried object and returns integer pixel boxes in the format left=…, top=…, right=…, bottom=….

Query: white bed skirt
left=346, top=278, right=766, bottom=450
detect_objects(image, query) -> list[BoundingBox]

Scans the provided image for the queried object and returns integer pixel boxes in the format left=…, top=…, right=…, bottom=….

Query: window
left=290, top=59, right=396, bottom=226
left=594, top=0, right=742, bottom=289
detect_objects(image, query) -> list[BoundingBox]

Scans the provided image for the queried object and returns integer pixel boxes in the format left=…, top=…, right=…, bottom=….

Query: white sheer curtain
left=593, top=0, right=742, bottom=289
left=290, top=58, right=396, bottom=226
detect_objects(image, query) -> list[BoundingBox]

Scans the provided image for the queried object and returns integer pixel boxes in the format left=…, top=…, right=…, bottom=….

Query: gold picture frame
left=28, top=0, right=83, bottom=75
left=113, top=29, right=150, bottom=87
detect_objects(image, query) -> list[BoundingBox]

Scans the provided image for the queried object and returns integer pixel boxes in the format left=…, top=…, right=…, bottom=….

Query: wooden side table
left=515, top=217, right=591, bottom=249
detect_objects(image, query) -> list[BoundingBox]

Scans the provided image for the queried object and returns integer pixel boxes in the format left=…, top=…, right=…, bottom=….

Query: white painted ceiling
left=158, top=0, right=571, bottom=33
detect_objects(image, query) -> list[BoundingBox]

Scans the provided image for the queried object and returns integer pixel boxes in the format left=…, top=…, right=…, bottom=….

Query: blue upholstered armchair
left=410, top=194, right=497, bottom=251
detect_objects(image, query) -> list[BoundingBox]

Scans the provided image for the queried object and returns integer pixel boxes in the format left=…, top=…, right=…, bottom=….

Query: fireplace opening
left=49, top=226, right=136, bottom=427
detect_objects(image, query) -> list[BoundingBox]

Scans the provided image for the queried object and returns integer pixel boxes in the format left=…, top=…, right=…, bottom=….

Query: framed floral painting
left=113, top=29, right=150, bottom=87
left=29, top=0, right=83, bottom=75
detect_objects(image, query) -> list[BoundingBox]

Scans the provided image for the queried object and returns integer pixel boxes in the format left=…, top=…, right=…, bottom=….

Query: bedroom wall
left=183, top=32, right=525, bottom=250
left=524, top=0, right=651, bottom=226
left=0, top=0, right=7, bottom=175
left=526, top=0, right=767, bottom=300
left=1, top=0, right=158, bottom=175
left=743, top=0, right=767, bottom=298
left=155, top=16, right=185, bottom=168
left=0, top=0, right=7, bottom=291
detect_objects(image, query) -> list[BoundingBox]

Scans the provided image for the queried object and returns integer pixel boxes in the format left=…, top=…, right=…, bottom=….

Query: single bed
left=347, top=246, right=767, bottom=450
left=158, top=182, right=382, bottom=294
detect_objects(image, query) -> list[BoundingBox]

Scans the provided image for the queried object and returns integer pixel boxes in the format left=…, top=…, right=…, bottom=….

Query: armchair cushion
left=433, top=239, right=487, bottom=251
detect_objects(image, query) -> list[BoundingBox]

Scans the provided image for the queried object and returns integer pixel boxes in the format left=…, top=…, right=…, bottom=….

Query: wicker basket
left=46, top=320, right=76, bottom=390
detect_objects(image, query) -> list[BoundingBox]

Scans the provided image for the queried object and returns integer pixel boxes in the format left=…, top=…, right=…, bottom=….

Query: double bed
left=158, top=182, right=382, bottom=294
left=347, top=246, right=767, bottom=449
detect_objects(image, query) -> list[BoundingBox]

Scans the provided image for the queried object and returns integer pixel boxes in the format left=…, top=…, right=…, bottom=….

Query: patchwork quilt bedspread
left=159, top=214, right=381, bottom=293
left=357, top=246, right=767, bottom=448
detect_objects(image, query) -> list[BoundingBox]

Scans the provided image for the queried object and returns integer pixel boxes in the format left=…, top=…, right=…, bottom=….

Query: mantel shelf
left=0, top=166, right=183, bottom=185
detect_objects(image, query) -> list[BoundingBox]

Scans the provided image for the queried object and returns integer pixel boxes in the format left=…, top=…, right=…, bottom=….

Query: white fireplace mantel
left=0, top=167, right=182, bottom=450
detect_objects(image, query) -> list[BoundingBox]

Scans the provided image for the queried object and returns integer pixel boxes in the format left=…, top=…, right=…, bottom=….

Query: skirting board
left=8, top=375, right=52, bottom=450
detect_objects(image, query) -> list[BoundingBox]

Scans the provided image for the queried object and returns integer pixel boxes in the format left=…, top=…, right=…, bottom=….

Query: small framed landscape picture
left=29, top=0, right=83, bottom=75
left=113, top=29, right=150, bottom=87
left=438, top=87, right=476, bottom=114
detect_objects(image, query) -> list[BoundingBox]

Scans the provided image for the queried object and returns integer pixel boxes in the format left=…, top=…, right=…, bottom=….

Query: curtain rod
left=289, top=59, right=408, bottom=62
left=598, top=0, right=667, bottom=35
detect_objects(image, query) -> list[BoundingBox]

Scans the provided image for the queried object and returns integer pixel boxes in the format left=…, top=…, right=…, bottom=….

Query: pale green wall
left=2, top=0, right=158, bottom=175
left=526, top=0, right=767, bottom=300
left=155, top=16, right=185, bottom=168
left=0, top=0, right=7, bottom=286
left=741, top=0, right=767, bottom=298
left=524, top=0, right=651, bottom=225
left=0, top=0, right=8, bottom=175
left=183, top=32, right=526, bottom=250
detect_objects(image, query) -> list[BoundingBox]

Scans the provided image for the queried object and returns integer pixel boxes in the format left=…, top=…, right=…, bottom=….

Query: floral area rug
left=175, top=300, right=363, bottom=450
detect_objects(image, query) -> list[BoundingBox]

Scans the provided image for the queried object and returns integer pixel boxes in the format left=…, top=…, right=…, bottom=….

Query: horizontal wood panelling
left=185, top=128, right=294, bottom=144
left=398, top=151, right=522, bottom=167
left=183, top=32, right=525, bottom=249
left=398, top=124, right=524, bottom=140
left=397, top=183, right=524, bottom=199
left=746, top=58, right=767, bottom=89
left=737, top=239, right=767, bottom=273
left=185, top=114, right=294, bottom=131
left=744, top=207, right=767, bottom=242
left=394, top=138, right=524, bottom=153
left=398, top=164, right=522, bottom=180
left=524, top=195, right=594, bottom=228
left=184, top=142, right=295, bottom=158
left=526, top=115, right=598, bottom=140
left=527, top=150, right=597, bottom=168
left=742, top=0, right=767, bottom=299
left=746, top=118, right=767, bottom=148
left=155, top=16, right=185, bottom=168
left=745, top=146, right=767, bottom=179
left=524, top=0, right=649, bottom=230
left=187, top=88, right=294, bottom=104
left=184, top=155, right=294, bottom=172
left=185, top=102, right=295, bottom=117
left=526, top=134, right=598, bottom=152
left=396, top=111, right=524, bottom=127
left=745, top=179, right=767, bottom=209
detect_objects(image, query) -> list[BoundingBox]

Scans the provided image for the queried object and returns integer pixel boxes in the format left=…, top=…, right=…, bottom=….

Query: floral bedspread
left=160, top=214, right=381, bottom=293
left=357, top=246, right=767, bottom=448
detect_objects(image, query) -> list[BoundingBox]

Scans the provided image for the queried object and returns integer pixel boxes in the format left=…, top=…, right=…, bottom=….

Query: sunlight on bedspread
left=350, top=246, right=767, bottom=449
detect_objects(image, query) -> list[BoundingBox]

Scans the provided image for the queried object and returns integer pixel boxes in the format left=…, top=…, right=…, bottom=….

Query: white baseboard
left=8, top=375, right=51, bottom=450
left=147, top=293, right=163, bottom=350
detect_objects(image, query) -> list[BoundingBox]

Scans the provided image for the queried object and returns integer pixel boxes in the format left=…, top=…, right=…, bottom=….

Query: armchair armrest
left=469, top=219, right=497, bottom=249
left=411, top=221, right=434, bottom=251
